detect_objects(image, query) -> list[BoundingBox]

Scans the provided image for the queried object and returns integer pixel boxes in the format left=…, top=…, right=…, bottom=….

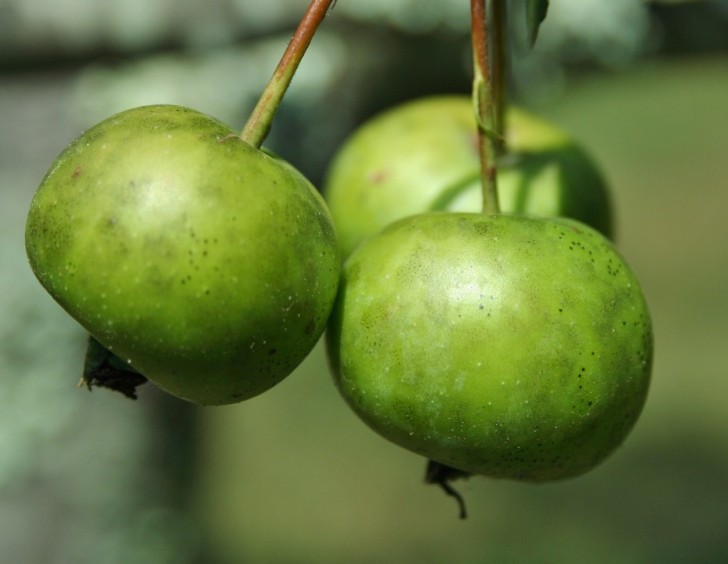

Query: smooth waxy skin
left=324, top=96, right=613, bottom=257
left=327, top=213, right=652, bottom=481
left=26, top=105, right=340, bottom=405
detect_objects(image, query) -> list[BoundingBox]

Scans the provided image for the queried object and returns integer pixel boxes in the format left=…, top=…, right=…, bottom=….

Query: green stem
left=491, top=0, right=508, bottom=154
left=471, top=0, right=500, bottom=215
left=240, top=0, right=335, bottom=147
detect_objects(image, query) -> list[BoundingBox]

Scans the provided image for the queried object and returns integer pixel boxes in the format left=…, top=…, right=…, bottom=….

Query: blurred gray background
left=1, top=0, right=727, bottom=562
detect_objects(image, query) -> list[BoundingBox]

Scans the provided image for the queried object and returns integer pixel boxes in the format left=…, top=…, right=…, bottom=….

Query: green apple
left=324, top=96, right=613, bottom=258
left=327, top=212, right=652, bottom=481
left=26, top=105, right=340, bottom=406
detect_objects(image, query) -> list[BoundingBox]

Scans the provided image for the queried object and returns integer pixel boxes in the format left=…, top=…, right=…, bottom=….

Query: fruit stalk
left=491, top=0, right=508, bottom=152
left=241, top=0, right=335, bottom=147
left=470, top=0, right=500, bottom=215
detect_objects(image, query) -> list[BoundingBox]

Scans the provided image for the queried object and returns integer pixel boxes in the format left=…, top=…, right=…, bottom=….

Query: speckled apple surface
left=327, top=212, right=652, bottom=481
left=26, top=105, right=340, bottom=405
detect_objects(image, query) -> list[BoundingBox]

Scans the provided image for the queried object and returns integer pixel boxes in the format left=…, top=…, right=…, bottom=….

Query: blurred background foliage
left=1, top=0, right=727, bottom=562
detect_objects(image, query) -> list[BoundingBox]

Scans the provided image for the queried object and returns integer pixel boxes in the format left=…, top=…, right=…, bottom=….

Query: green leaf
left=526, top=0, right=550, bottom=48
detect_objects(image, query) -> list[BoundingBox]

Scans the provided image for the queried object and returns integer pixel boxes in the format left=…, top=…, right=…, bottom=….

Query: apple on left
left=25, top=105, right=340, bottom=405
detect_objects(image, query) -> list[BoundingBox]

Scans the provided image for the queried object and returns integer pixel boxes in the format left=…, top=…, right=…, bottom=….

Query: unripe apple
left=26, top=105, right=340, bottom=405
left=327, top=212, right=652, bottom=481
left=324, top=96, right=613, bottom=258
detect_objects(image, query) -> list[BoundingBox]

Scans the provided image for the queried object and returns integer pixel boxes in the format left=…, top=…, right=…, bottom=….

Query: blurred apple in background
left=324, top=96, right=614, bottom=258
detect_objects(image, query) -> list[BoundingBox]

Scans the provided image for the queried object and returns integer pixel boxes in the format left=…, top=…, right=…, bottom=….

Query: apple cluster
left=25, top=94, right=652, bottom=484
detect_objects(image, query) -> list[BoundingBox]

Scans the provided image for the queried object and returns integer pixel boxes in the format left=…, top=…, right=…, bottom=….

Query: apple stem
left=471, top=0, right=501, bottom=215
left=491, top=0, right=508, bottom=155
left=240, top=0, right=335, bottom=148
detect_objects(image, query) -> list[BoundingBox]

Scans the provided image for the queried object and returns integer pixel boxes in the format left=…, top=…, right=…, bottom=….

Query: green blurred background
left=1, top=0, right=727, bottom=562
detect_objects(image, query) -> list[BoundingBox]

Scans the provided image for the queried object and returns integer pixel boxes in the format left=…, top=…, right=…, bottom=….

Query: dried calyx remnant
left=425, top=459, right=472, bottom=519
left=80, top=336, right=148, bottom=400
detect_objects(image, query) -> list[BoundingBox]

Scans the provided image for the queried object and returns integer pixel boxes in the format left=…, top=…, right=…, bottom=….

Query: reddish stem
left=471, top=0, right=500, bottom=215
left=241, top=0, right=335, bottom=147
left=491, top=0, right=508, bottom=152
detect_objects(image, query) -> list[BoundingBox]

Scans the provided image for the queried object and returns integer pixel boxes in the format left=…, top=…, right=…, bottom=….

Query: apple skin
left=25, top=105, right=340, bottom=406
left=327, top=212, right=652, bottom=481
left=324, top=96, right=614, bottom=258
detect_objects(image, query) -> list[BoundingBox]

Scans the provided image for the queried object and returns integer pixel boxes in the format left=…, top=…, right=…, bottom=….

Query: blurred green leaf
left=526, top=0, right=550, bottom=48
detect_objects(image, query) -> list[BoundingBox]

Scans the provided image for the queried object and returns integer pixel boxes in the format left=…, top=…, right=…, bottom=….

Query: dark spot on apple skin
left=368, top=169, right=389, bottom=184
left=305, top=319, right=316, bottom=335
left=72, top=166, right=82, bottom=179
